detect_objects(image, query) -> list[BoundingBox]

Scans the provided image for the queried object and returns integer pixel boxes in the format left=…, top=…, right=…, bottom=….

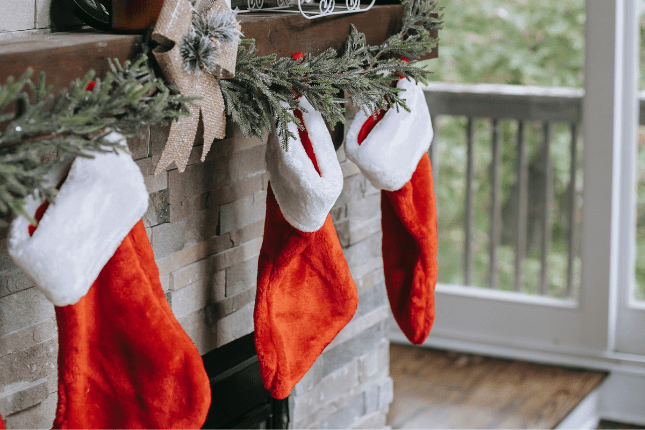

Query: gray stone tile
left=0, top=338, right=57, bottom=387
left=142, top=189, right=170, bottom=228
left=168, top=145, right=266, bottom=206
left=0, top=377, right=48, bottom=416
left=154, top=220, right=254, bottom=276
left=225, top=255, right=259, bottom=297
left=379, top=376, right=393, bottom=410
left=0, top=268, right=33, bottom=299
left=206, top=174, right=266, bottom=209
left=363, top=383, right=379, bottom=415
left=0, top=0, right=35, bottom=32
left=169, top=237, right=262, bottom=290
left=149, top=124, right=171, bottom=169
left=0, top=319, right=54, bottom=357
left=349, top=256, right=384, bottom=284
left=169, top=280, right=211, bottom=319
left=359, top=349, right=380, bottom=385
left=329, top=205, right=347, bottom=222
left=151, top=205, right=219, bottom=259
left=143, top=169, right=167, bottom=194
left=355, top=283, right=387, bottom=319
left=215, top=301, right=253, bottom=348
left=322, top=323, right=384, bottom=377
left=219, top=190, right=266, bottom=235
left=4, top=391, right=57, bottom=430
left=326, top=306, right=390, bottom=351
left=348, top=216, right=381, bottom=246
left=169, top=192, right=209, bottom=224
left=347, top=193, right=381, bottom=224
left=334, top=219, right=350, bottom=248
left=335, top=174, right=366, bottom=208
left=0, top=288, right=54, bottom=337
left=293, top=355, right=324, bottom=396
left=342, top=233, right=382, bottom=270
left=125, top=127, right=150, bottom=160
left=181, top=316, right=217, bottom=356
left=319, top=393, right=365, bottom=430
left=290, top=360, right=360, bottom=424
left=351, top=411, right=386, bottom=429
left=211, top=287, right=255, bottom=319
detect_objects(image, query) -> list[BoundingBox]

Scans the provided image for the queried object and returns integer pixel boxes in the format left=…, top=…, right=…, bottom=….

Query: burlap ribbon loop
left=152, top=0, right=239, bottom=174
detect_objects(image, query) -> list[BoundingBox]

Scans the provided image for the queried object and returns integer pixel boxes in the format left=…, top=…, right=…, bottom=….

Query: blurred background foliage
left=415, top=0, right=645, bottom=300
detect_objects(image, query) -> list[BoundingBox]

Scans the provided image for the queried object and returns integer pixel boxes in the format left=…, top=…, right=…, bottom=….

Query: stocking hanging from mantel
left=255, top=94, right=359, bottom=399
left=345, top=77, right=438, bottom=345
left=7, top=133, right=211, bottom=429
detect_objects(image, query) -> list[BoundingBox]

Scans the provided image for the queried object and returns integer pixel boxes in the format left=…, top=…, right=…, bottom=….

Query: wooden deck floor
left=387, top=343, right=607, bottom=429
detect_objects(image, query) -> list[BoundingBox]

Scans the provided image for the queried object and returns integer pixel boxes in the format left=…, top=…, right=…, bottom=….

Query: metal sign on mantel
left=63, top=0, right=376, bottom=32
left=234, top=0, right=377, bottom=20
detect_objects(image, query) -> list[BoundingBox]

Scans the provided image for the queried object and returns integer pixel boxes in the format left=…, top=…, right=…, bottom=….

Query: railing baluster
left=566, top=123, right=578, bottom=297
left=489, top=119, right=501, bottom=289
left=464, top=117, right=475, bottom=286
left=515, top=121, right=528, bottom=292
left=540, top=122, right=554, bottom=296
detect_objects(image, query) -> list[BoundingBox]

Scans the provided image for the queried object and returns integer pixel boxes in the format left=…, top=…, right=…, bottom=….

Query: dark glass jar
left=112, top=0, right=164, bottom=31
left=62, top=0, right=164, bottom=32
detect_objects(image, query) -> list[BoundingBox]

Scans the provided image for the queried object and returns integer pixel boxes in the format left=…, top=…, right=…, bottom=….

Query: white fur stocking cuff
left=266, top=97, right=343, bottom=233
left=345, top=79, right=433, bottom=191
left=8, top=132, right=149, bottom=306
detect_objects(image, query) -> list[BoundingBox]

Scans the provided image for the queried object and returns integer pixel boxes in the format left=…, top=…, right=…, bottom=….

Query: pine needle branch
left=0, top=54, right=194, bottom=224
left=218, top=0, right=442, bottom=149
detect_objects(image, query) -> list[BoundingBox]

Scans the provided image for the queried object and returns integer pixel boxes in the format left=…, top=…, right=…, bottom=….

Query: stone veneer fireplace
left=0, top=106, right=394, bottom=429
left=0, top=5, right=439, bottom=426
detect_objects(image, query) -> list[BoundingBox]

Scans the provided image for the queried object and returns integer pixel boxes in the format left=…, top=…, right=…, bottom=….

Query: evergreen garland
left=0, top=0, right=441, bottom=222
left=0, top=55, right=193, bottom=224
left=219, top=0, right=442, bottom=149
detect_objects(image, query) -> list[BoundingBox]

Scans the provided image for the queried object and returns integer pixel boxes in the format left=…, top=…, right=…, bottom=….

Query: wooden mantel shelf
left=0, top=5, right=437, bottom=94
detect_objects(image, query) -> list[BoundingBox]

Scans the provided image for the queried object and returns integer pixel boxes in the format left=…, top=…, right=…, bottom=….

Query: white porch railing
left=423, top=82, right=645, bottom=299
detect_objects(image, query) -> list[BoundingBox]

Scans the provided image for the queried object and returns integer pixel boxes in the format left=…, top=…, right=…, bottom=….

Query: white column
left=580, top=0, right=638, bottom=352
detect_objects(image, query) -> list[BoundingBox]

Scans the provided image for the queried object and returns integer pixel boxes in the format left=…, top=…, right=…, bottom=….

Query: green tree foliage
left=422, top=0, right=585, bottom=87
left=421, top=0, right=587, bottom=296
left=424, top=0, right=645, bottom=300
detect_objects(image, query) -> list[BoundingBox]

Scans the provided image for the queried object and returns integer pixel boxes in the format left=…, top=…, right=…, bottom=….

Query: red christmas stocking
left=52, top=221, right=210, bottom=429
left=8, top=135, right=211, bottom=428
left=256, top=96, right=359, bottom=399
left=345, top=78, right=437, bottom=345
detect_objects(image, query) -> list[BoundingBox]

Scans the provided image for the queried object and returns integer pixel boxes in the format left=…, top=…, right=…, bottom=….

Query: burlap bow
left=152, top=0, right=240, bottom=174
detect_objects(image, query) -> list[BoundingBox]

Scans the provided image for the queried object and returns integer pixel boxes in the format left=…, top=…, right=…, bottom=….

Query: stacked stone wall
left=0, top=102, right=393, bottom=428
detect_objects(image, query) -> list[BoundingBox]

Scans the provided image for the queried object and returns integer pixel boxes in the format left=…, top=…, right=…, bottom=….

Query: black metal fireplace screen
left=201, top=332, right=289, bottom=429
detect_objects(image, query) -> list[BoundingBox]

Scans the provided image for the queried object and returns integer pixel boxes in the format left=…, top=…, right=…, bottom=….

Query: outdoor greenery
left=417, top=0, right=645, bottom=300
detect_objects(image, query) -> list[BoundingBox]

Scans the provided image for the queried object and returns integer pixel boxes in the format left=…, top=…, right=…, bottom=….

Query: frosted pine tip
left=85, top=81, right=96, bottom=91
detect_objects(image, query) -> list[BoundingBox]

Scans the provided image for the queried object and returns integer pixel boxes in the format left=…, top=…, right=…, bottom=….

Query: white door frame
left=390, top=0, right=645, bottom=424
left=614, top=0, right=645, bottom=355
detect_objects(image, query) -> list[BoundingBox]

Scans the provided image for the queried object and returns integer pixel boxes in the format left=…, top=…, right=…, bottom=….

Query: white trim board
left=555, top=387, right=600, bottom=430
